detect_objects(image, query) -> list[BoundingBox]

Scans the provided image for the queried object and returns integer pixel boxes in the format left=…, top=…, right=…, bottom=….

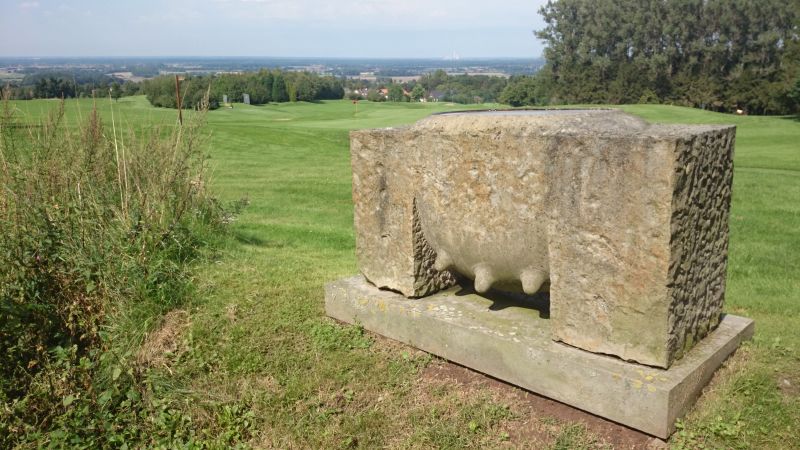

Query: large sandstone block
left=350, top=110, right=735, bottom=368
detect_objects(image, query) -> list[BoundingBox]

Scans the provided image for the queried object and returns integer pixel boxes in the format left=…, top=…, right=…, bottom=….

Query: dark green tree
left=387, top=84, right=405, bottom=102
left=259, top=71, right=274, bottom=103
left=121, top=82, right=140, bottom=96
left=110, top=82, right=122, bottom=101
left=271, top=74, right=289, bottom=102
left=410, top=84, right=426, bottom=101
left=500, top=75, right=541, bottom=106
left=293, top=72, right=320, bottom=102
left=534, top=0, right=799, bottom=114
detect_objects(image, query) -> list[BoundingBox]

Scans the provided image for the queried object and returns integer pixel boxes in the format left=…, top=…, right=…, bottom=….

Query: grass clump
left=0, top=92, right=243, bottom=447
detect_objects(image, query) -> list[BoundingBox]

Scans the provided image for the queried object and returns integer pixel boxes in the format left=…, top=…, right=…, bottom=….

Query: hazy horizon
left=1, top=0, right=548, bottom=59
left=0, top=55, right=542, bottom=60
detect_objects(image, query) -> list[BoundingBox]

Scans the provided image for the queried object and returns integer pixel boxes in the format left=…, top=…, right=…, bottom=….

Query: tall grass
left=0, top=90, right=234, bottom=447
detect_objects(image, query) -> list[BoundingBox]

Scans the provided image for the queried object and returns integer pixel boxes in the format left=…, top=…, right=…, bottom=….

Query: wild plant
left=0, top=89, right=238, bottom=446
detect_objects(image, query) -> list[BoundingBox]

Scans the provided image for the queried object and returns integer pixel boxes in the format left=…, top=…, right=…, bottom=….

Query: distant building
left=428, top=90, right=445, bottom=102
left=391, top=76, right=421, bottom=83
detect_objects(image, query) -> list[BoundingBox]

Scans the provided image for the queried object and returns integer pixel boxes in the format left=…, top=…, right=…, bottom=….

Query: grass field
left=10, top=97, right=800, bottom=448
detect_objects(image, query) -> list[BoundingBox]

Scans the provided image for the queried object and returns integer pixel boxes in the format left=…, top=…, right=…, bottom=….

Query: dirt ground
left=420, top=360, right=667, bottom=449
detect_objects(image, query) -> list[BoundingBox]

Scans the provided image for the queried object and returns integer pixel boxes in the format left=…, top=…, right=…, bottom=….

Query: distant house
left=348, top=87, right=369, bottom=98
left=378, top=88, right=389, bottom=99
left=428, top=90, right=445, bottom=102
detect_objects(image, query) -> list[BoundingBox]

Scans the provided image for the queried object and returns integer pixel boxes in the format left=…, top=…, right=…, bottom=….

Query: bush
left=0, top=91, right=241, bottom=447
left=142, top=76, right=220, bottom=110
left=499, top=74, right=550, bottom=107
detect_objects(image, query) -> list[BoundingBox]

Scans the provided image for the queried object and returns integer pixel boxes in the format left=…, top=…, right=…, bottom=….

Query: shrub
left=0, top=90, right=240, bottom=446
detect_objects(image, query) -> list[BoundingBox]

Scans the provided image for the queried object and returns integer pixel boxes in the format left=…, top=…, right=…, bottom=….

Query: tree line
left=419, top=70, right=508, bottom=104
left=141, top=70, right=345, bottom=109
left=3, top=70, right=140, bottom=100
left=506, top=0, right=800, bottom=114
left=6, top=68, right=512, bottom=107
left=346, top=70, right=509, bottom=104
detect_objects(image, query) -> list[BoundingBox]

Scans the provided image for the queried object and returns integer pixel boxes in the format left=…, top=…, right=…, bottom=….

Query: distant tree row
left=141, top=70, right=345, bottom=109
left=20, top=69, right=113, bottom=87
left=421, top=70, right=508, bottom=104
left=3, top=71, right=139, bottom=100
left=346, top=70, right=509, bottom=104
left=511, top=0, right=800, bottom=114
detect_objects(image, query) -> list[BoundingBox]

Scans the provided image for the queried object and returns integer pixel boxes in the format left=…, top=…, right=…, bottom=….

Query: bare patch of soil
left=136, top=309, right=190, bottom=370
left=778, top=374, right=799, bottom=398
left=420, top=360, right=661, bottom=449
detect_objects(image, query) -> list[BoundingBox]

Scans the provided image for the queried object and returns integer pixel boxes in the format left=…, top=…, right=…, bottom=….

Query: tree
left=141, top=75, right=218, bottom=110
left=294, top=73, right=319, bottom=101
left=271, top=74, right=289, bottom=102
left=500, top=76, right=540, bottom=106
left=122, top=82, right=140, bottom=96
left=317, top=77, right=345, bottom=100
left=789, top=77, right=800, bottom=112
left=110, top=82, right=122, bottom=101
left=420, top=69, right=448, bottom=91
left=366, top=89, right=385, bottom=102
left=534, top=0, right=799, bottom=114
left=246, top=72, right=271, bottom=104
left=410, top=84, right=426, bottom=102
left=387, top=84, right=405, bottom=102
left=259, top=71, right=274, bottom=103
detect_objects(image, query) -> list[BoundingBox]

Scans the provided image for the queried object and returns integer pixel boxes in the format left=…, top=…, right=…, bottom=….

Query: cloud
left=19, top=1, right=40, bottom=9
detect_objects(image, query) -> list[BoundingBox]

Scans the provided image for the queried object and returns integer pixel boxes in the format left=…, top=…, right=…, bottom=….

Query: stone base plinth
left=324, top=276, right=754, bottom=438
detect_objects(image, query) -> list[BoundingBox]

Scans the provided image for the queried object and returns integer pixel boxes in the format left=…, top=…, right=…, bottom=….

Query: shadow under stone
left=454, top=280, right=550, bottom=319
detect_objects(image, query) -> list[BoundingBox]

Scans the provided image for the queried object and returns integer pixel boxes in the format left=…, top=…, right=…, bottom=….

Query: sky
left=1, top=0, right=549, bottom=58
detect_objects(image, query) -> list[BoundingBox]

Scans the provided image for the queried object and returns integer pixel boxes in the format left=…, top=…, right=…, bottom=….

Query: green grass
left=10, top=97, right=800, bottom=448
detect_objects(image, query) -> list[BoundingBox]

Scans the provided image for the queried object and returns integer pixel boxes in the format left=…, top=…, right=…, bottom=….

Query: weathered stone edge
left=666, top=314, right=754, bottom=431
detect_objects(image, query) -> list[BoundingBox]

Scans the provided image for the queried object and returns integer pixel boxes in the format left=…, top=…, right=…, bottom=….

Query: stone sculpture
left=350, top=109, right=735, bottom=369
left=327, top=109, right=754, bottom=437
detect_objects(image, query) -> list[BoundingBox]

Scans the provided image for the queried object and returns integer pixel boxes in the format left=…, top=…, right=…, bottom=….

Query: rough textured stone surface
left=667, top=132, right=735, bottom=361
left=350, top=109, right=736, bottom=368
left=325, top=276, right=755, bottom=439
left=350, top=129, right=456, bottom=297
left=412, top=200, right=458, bottom=296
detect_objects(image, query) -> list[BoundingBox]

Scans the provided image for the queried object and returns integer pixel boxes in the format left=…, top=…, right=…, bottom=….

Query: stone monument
left=325, top=109, right=754, bottom=438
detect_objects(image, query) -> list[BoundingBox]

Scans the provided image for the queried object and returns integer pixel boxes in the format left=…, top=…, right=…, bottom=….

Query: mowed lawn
left=11, top=97, right=800, bottom=448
